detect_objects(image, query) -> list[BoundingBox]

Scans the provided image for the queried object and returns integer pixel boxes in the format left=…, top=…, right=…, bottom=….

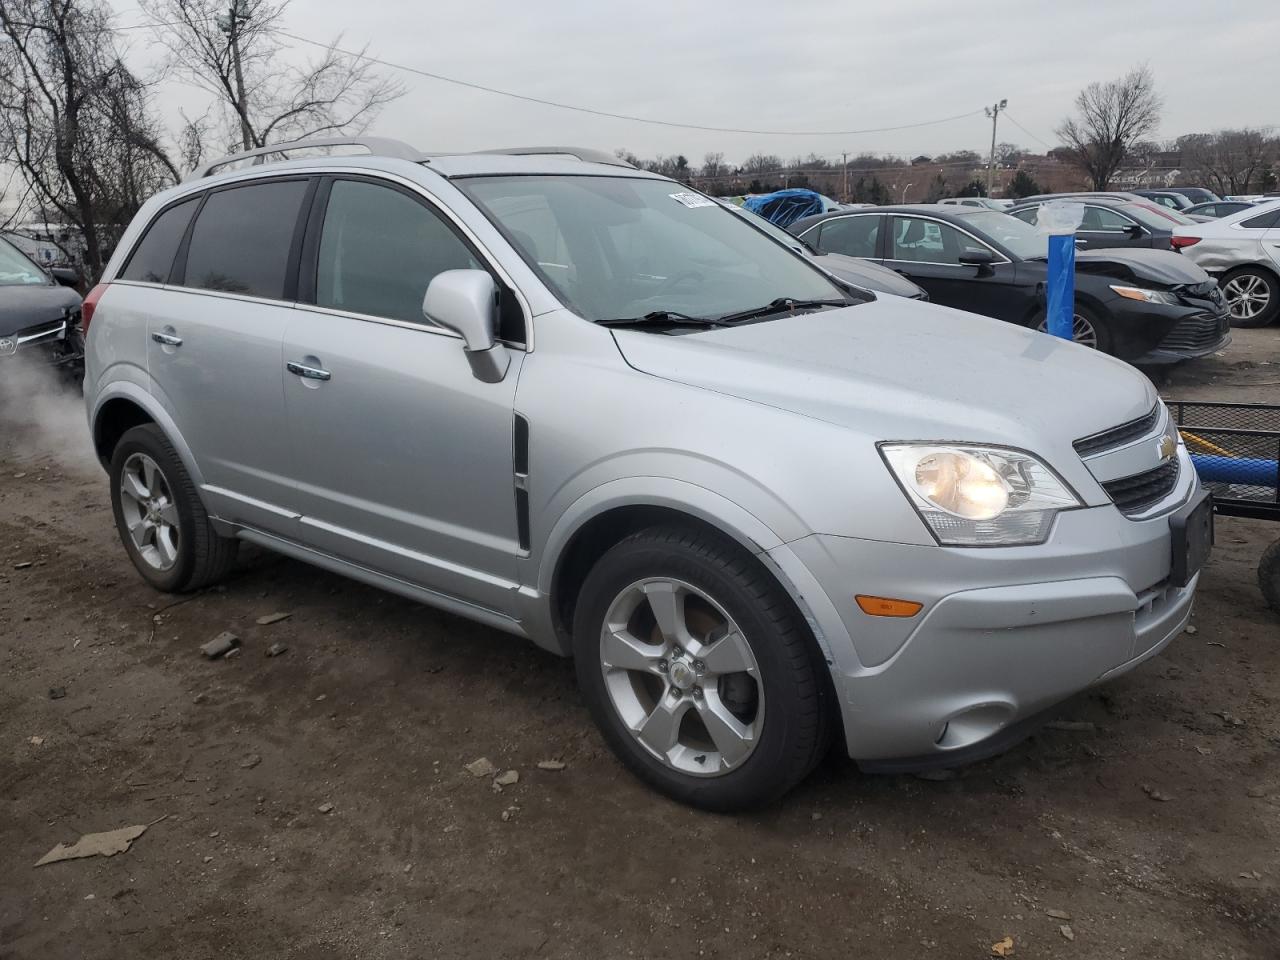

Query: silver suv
left=83, top=137, right=1212, bottom=810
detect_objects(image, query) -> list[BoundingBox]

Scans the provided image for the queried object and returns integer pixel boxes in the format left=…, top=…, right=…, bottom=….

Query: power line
left=275, top=29, right=985, bottom=138
left=1003, top=112, right=1053, bottom=149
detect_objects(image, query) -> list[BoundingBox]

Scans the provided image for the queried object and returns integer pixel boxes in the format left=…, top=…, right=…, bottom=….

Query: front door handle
left=151, top=331, right=183, bottom=347
left=286, top=360, right=331, bottom=381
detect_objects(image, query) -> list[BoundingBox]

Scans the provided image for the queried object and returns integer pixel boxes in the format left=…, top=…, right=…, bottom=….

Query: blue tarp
left=742, top=189, right=827, bottom=228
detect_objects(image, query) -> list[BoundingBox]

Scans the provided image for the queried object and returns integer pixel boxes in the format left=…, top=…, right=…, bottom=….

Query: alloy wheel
left=598, top=578, right=764, bottom=777
left=1037, top=313, right=1099, bottom=349
left=1222, top=273, right=1271, bottom=321
left=118, top=452, right=180, bottom=571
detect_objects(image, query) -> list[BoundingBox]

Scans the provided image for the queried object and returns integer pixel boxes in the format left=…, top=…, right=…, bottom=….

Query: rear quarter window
left=121, top=198, right=198, bottom=284
left=1241, top=209, right=1280, bottom=229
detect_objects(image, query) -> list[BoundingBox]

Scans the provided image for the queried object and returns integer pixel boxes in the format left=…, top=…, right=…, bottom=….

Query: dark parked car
left=1006, top=198, right=1195, bottom=251
left=0, top=236, right=84, bottom=380
left=1165, top=187, right=1220, bottom=206
left=1184, top=201, right=1255, bottom=219
left=722, top=202, right=928, bottom=300
left=788, top=204, right=1231, bottom=364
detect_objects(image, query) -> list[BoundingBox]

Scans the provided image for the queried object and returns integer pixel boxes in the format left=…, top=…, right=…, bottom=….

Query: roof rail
left=185, top=136, right=423, bottom=182
left=474, top=146, right=636, bottom=169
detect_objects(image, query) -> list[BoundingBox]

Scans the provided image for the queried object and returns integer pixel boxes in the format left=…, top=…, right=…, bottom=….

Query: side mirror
left=422, top=269, right=509, bottom=383
left=958, top=249, right=995, bottom=276
left=1124, top=223, right=1145, bottom=238
left=50, top=266, right=79, bottom=288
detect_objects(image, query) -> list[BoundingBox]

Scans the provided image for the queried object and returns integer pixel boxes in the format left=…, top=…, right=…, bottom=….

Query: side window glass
left=890, top=217, right=976, bottom=264
left=122, top=198, right=198, bottom=283
left=316, top=179, right=481, bottom=324
left=816, top=216, right=879, bottom=258
left=1011, top=208, right=1038, bottom=225
left=1242, top=210, right=1280, bottom=230
left=1082, top=206, right=1130, bottom=231
left=183, top=180, right=308, bottom=298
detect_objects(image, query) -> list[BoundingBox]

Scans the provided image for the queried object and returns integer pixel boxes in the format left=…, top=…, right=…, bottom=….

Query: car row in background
left=1184, top=200, right=1256, bottom=219
left=788, top=204, right=1230, bottom=365
left=1007, top=195, right=1204, bottom=249
left=1171, top=199, right=1280, bottom=327
left=722, top=202, right=929, bottom=300
left=0, top=234, right=84, bottom=381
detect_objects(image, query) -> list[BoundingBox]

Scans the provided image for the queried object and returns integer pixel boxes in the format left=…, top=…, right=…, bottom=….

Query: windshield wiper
left=716, top=297, right=847, bottom=324
left=598, top=311, right=726, bottom=329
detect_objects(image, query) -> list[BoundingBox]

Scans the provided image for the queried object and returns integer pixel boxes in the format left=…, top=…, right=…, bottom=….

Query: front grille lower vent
left=1102, top=459, right=1180, bottom=516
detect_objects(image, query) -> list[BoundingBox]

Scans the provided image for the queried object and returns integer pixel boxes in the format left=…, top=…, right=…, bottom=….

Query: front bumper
left=0, top=319, right=83, bottom=374
left=1133, top=308, right=1231, bottom=365
left=1107, top=295, right=1230, bottom=365
left=770, top=490, right=1200, bottom=766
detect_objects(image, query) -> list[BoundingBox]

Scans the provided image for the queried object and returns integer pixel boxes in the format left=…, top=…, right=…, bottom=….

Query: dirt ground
left=1, top=329, right=1277, bottom=960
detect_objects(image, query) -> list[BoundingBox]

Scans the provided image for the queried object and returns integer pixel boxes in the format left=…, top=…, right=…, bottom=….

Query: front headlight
left=1109, top=284, right=1179, bottom=305
left=880, top=444, right=1082, bottom=546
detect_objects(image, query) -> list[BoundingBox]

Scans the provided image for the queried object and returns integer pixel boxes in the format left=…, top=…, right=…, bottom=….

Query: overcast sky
left=118, top=0, right=1280, bottom=165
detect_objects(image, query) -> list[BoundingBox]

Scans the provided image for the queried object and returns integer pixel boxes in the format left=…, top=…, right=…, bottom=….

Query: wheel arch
left=536, top=480, right=834, bottom=665
left=90, top=382, right=203, bottom=487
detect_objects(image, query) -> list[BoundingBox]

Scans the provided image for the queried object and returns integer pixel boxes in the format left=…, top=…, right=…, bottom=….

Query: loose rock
left=495, top=770, right=519, bottom=787
left=265, top=642, right=289, bottom=657
left=465, top=757, right=497, bottom=778
left=13, top=561, right=32, bottom=570
left=1213, top=711, right=1245, bottom=727
left=1184, top=624, right=1198, bottom=635
left=256, top=612, right=292, bottom=626
left=1141, top=783, right=1173, bottom=802
left=200, top=632, right=240, bottom=659
left=238, top=753, right=262, bottom=769
left=48, top=686, right=66, bottom=700
left=1045, top=908, right=1071, bottom=920
left=317, top=802, right=334, bottom=814
left=1059, top=924, right=1074, bottom=942
left=536, top=760, right=566, bottom=771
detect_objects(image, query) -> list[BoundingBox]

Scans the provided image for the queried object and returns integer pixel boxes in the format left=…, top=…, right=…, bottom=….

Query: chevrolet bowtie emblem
left=1157, top=434, right=1177, bottom=461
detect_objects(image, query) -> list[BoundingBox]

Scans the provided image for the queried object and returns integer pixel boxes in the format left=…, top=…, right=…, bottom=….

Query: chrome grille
left=1073, top=406, right=1160, bottom=457
left=1101, top=459, right=1180, bottom=516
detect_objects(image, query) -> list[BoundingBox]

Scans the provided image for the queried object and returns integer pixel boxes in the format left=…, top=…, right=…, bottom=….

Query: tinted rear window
left=1242, top=209, right=1280, bottom=229
left=182, top=180, right=308, bottom=298
left=121, top=198, right=198, bottom=283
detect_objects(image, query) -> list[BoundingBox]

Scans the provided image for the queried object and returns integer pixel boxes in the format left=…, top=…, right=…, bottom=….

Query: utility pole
left=218, top=1, right=253, bottom=150
left=842, top=151, right=849, bottom=202
left=984, top=99, right=1007, bottom=198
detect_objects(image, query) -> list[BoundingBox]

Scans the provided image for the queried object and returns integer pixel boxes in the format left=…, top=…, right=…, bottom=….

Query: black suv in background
left=789, top=204, right=1231, bottom=365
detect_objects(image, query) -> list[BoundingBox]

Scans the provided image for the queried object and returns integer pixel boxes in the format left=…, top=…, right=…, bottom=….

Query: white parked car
left=1171, top=199, right=1280, bottom=327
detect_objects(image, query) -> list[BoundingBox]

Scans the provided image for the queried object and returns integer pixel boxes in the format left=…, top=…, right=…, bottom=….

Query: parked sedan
left=1171, top=199, right=1280, bottom=327
left=722, top=202, right=928, bottom=300
left=789, top=205, right=1231, bottom=364
left=1007, top=198, right=1194, bottom=251
left=1184, top=201, right=1255, bottom=219
left=0, top=235, right=84, bottom=382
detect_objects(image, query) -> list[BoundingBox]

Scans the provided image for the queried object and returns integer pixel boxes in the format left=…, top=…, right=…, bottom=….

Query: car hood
left=612, top=297, right=1156, bottom=447
left=0, top=284, right=82, bottom=336
left=808, top=252, right=927, bottom=299
left=1075, top=248, right=1209, bottom=286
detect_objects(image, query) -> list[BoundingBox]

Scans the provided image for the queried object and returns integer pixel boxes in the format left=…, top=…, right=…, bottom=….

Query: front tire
left=109, top=424, right=237, bottom=592
left=572, top=525, right=831, bottom=811
left=1220, top=267, right=1279, bottom=328
left=1035, top=304, right=1112, bottom=353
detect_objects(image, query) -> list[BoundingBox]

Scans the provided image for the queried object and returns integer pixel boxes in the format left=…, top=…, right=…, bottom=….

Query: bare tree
left=741, top=154, right=782, bottom=176
left=0, top=0, right=180, bottom=278
left=1056, top=65, right=1162, bottom=190
left=140, top=0, right=403, bottom=154
left=700, top=152, right=726, bottom=180
left=1178, top=129, right=1279, bottom=195
left=995, top=142, right=1025, bottom=167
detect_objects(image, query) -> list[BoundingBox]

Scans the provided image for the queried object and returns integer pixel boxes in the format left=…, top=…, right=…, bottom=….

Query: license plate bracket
left=1170, top=488, right=1214, bottom=588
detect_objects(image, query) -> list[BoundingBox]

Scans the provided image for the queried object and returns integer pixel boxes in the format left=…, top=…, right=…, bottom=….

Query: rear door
left=883, top=215, right=1024, bottom=321
left=146, top=177, right=313, bottom=535
left=1077, top=204, right=1150, bottom=249
left=801, top=213, right=884, bottom=261
left=281, top=175, right=525, bottom=611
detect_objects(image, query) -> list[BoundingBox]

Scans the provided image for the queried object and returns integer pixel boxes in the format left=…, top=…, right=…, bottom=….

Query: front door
left=282, top=176, right=525, bottom=612
left=883, top=215, right=1023, bottom=321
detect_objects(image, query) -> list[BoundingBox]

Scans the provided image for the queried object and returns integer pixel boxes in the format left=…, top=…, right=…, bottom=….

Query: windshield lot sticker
left=669, top=192, right=717, bottom=208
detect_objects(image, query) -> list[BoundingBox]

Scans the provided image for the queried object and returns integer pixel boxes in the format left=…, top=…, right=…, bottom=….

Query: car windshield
left=954, top=210, right=1047, bottom=259
left=1126, top=203, right=1195, bottom=227
left=0, top=238, right=50, bottom=286
left=459, top=176, right=847, bottom=323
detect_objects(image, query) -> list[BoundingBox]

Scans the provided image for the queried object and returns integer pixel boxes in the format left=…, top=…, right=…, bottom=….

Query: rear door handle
left=151, top=332, right=183, bottom=346
left=286, top=360, right=331, bottom=381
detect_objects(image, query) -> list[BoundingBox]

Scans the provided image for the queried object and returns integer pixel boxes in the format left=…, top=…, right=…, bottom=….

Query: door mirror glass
left=422, top=269, right=509, bottom=383
left=50, top=266, right=80, bottom=288
left=958, top=249, right=994, bottom=266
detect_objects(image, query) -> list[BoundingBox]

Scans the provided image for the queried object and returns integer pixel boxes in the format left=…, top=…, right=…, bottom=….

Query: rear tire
left=1220, top=267, right=1279, bottom=328
left=572, top=524, right=832, bottom=811
left=109, top=424, right=237, bottom=593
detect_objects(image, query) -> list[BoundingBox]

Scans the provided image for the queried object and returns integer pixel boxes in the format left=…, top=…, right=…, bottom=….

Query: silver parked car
left=1171, top=199, right=1280, bottom=327
left=83, top=138, right=1211, bottom=810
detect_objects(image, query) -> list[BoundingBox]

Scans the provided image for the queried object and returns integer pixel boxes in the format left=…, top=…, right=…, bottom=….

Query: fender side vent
left=513, top=414, right=531, bottom=551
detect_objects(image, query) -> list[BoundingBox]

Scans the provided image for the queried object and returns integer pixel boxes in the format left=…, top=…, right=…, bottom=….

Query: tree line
left=1, top=13, right=1276, bottom=285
